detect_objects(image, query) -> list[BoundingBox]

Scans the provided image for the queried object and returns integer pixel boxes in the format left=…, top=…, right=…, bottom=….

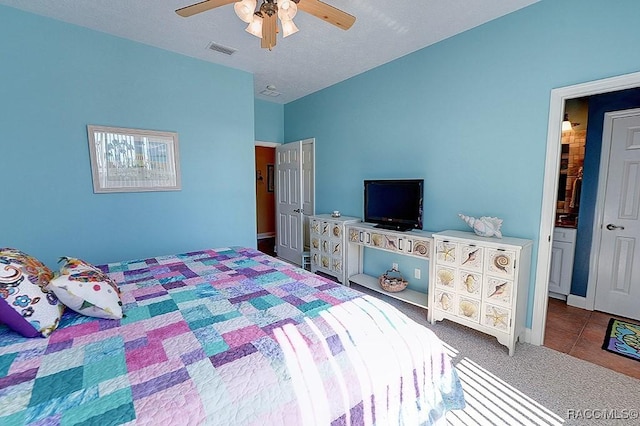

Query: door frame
left=530, top=70, right=640, bottom=346
left=255, top=140, right=281, bottom=241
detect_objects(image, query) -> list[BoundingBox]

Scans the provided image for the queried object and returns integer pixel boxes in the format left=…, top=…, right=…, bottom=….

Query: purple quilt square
left=282, top=294, right=306, bottom=307
left=44, top=340, right=73, bottom=355
left=135, top=291, right=168, bottom=301
left=316, top=283, right=338, bottom=291
left=131, top=368, right=190, bottom=400
left=163, top=281, right=186, bottom=290
left=326, top=334, right=344, bottom=356
left=0, top=368, right=38, bottom=391
left=228, top=290, right=270, bottom=305
left=209, top=342, right=257, bottom=368
left=181, top=348, right=207, bottom=365
left=234, top=268, right=263, bottom=278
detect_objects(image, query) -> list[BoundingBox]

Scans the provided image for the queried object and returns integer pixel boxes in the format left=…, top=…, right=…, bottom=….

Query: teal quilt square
left=202, top=339, right=229, bottom=357
left=120, top=306, right=150, bottom=325
left=171, top=289, right=199, bottom=304
left=0, top=412, right=26, bottom=426
left=0, top=353, right=17, bottom=376
left=83, top=355, right=127, bottom=388
left=148, top=299, right=178, bottom=317
left=249, top=297, right=272, bottom=311
left=61, top=388, right=134, bottom=426
left=299, top=300, right=330, bottom=317
left=29, top=367, right=84, bottom=406
left=181, top=305, right=212, bottom=322
left=255, top=271, right=289, bottom=286
left=182, top=305, right=216, bottom=330
left=84, top=337, right=124, bottom=364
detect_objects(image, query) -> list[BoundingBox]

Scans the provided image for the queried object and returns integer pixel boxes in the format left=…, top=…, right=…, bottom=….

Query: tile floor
left=544, top=297, right=640, bottom=380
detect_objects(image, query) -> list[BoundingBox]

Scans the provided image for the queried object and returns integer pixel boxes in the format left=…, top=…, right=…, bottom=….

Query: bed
left=0, top=247, right=464, bottom=425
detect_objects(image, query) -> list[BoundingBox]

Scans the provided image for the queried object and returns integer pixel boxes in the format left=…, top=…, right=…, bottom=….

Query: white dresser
left=309, top=214, right=361, bottom=284
left=430, top=230, right=532, bottom=355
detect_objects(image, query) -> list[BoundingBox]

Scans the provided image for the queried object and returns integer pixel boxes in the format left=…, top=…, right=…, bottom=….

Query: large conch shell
left=458, top=214, right=503, bottom=238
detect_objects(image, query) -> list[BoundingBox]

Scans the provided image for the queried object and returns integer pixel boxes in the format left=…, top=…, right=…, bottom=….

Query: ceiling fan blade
left=175, top=0, right=236, bottom=17
left=297, top=0, right=355, bottom=30
left=261, top=13, right=277, bottom=50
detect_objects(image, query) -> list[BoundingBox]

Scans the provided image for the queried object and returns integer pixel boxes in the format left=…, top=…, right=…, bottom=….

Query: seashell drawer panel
left=435, top=240, right=458, bottom=265
left=457, top=269, right=482, bottom=299
left=434, top=289, right=456, bottom=313
left=459, top=245, right=484, bottom=272
left=486, top=249, right=516, bottom=278
left=430, top=230, right=532, bottom=356
left=457, top=297, right=481, bottom=323
left=483, top=276, right=513, bottom=307
left=309, top=214, right=361, bottom=284
left=481, top=303, right=512, bottom=333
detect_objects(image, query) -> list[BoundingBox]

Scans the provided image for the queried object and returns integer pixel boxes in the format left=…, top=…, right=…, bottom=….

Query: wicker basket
left=379, top=268, right=408, bottom=293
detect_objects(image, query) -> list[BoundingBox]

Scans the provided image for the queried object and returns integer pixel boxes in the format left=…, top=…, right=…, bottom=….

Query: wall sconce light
left=256, top=170, right=264, bottom=182
left=562, top=113, right=573, bottom=132
left=562, top=113, right=580, bottom=132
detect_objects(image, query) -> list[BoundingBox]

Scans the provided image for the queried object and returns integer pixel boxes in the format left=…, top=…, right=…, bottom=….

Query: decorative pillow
left=48, top=257, right=123, bottom=320
left=0, top=248, right=63, bottom=338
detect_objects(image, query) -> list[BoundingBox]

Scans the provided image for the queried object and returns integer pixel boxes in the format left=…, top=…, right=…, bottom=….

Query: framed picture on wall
left=87, top=125, right=181, bottom=193
left=267, top=164, right=274, bottom=192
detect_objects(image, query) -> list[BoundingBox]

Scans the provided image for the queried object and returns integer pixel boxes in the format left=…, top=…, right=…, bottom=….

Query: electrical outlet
left=414, top=268, right=421, bottom=279
left=392, top=263, right=398, bottom=271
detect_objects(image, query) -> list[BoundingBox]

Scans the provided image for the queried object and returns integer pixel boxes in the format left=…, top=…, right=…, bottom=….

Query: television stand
left=374, top=223, right=413, bottom=232
left=345, top=223, right=433, bottom=311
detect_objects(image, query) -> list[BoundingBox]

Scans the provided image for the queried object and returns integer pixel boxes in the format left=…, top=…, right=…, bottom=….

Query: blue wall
left=255, top=99, right=284, bottom=142
left=1, top=6, right=256, bottom=268
left=284, top=0, right=640, bottom=325
left=571, top=88, right=640, bottom=296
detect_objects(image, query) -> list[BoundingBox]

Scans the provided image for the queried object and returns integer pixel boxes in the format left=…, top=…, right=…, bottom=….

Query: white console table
left=345, top=222, right=433, bottom=310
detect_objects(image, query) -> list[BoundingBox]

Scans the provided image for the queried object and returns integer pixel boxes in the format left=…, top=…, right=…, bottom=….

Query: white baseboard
left=523, top=328, right=532, bottom=345
left=257, top=232, right=275, bottom=239
left=548, top=292, right=567, bottom=301
left=567, top=294, right=590, bottom=310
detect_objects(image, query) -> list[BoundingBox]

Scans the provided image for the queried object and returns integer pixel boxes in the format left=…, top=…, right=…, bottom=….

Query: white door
left=275, top=139, right=315, bottom=265
left=594, top=108, right=640, bottom=320
left=301, top=140, right=315, bottom=250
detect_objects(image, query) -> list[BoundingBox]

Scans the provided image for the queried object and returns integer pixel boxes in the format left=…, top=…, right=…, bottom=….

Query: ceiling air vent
left=206, top=42, right=236, bottom=56
left=260, top=85, right=281, bottom=97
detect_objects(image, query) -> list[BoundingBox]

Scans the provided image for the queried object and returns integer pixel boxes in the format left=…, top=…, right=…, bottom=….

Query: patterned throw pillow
left=0, top=248, right=63, bottom=338
left=48, top=257, right=123, bottom=320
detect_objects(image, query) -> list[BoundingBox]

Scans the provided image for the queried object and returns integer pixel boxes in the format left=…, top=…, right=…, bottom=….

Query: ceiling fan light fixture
left=279, top=0, right=291, bottom=10
left=176, top=0, right=355, bottom=50
left=277, top=1, right=297, bottom=20
left=234, top=0, right=257, bottom=23
left=246, top=14, right=263, bottom=38
left=281, top=19, right=299, bottom=37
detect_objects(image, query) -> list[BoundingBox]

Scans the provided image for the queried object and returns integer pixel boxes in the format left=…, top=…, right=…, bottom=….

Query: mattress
left=0, top=247, right=464, bottom=425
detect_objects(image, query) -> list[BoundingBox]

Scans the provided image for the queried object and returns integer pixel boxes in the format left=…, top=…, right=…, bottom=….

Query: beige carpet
left=353, top=285, right=640, bottom=426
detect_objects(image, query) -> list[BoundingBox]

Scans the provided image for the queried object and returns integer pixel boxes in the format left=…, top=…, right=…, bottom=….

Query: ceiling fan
left=176, top=0, right=355, bottom=50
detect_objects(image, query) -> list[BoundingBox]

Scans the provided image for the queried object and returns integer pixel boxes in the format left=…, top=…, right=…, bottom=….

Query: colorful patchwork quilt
left=0, top=247, right=464, bottom=425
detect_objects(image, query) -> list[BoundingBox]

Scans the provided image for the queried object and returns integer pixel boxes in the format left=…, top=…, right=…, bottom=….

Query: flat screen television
left=364, top=179, right=424, bottom=231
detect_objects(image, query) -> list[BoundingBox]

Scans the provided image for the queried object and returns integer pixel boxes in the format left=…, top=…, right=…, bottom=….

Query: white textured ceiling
left=0, top=0, right=538, bottom=104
